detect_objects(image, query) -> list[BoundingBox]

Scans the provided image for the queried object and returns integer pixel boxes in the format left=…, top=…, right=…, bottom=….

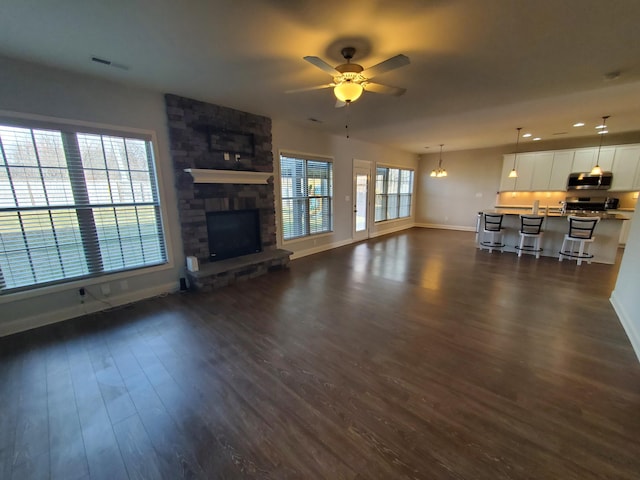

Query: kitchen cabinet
left=500, top=144, right=640, bottom=192
left=530, top=152, right=555, bottom=190
left=572, top=147, right=614, bottom=173
left=611, top=145, right=640, bottom=191
left=512, top=153, right=536, bottom=190
left=549, top=151, right=574, bottom=190
left=500, top=154, right=517, bottom=191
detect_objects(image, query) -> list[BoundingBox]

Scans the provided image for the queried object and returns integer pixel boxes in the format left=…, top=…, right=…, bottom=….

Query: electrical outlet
left=120, top=279, right=129, bottom=291
left=100, top=283, right=111, bottom=296
left=223, top=152, right=230, bottom=161
left=633, top=192, right=639, bottom=199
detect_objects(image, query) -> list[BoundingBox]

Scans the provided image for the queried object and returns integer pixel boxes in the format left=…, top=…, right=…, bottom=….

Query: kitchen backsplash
left=496, top=191, right=638, bottom=210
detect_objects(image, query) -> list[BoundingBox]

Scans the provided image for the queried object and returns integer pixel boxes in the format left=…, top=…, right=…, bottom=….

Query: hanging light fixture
left=334, top=79, right=364, bottom=103
left=508, top=127, right=522, bottom=178
left=431, top=144, right=448, bottom=177
left=590, top=115, right=610, bottom=176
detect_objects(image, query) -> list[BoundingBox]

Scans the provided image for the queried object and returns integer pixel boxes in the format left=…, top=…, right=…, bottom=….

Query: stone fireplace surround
left=165, top=94, right=290, bottom=291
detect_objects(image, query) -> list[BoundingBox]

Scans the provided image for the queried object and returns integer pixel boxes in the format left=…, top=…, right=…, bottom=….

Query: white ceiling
left=2, top=0, right=640, bottom=153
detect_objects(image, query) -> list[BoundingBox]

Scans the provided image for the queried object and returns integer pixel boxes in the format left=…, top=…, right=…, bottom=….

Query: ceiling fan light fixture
left=334, top=80, right=363, bottom=103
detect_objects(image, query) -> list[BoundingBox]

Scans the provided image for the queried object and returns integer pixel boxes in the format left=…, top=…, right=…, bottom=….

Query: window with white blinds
left=0, top=122, right=167, bottom=294
left=375, top=167, right=414, bottom=222
left=280, top=154, right=333, bottom=241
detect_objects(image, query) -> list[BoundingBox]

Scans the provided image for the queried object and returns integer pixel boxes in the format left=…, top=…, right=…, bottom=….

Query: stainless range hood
left=566, top=172, right=612, bottom=190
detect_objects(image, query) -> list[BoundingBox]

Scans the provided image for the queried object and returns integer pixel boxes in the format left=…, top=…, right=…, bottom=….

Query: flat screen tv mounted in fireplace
left=206, top=209, right=262, bottom=261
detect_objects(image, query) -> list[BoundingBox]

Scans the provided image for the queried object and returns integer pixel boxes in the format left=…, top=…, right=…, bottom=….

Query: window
left=375, top=167, right=414, bottom=222
left=0, top=121, right=167, bottom=294
left=280, top=154, right=333, bottom=241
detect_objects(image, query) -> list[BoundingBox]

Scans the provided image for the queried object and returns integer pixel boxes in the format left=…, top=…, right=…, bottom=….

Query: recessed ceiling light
left=522, top=133, right=532, bottom=138
left=573, top=122, right=585, bottom=127
left=533, top=137, right=541, bottom=141
left=598, top=130, right=608, bottom=134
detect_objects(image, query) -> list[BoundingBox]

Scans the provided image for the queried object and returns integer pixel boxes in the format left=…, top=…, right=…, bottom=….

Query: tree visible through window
left=280, top=154, right=333, bottom=240
left=375, top=167, right=414, bottom=222
left=0, top=122, right=167, bottom=293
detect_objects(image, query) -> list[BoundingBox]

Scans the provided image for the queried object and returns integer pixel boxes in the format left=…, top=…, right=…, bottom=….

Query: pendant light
left=590, top=115, right=609, bottom=176
left=508, top=127, right=522, bottom=178
left=430, top=144, right=448, bottom=177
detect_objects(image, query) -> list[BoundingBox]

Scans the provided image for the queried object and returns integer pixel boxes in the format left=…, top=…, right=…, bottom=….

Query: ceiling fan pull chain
left=345, top=103, right=351, bottom=138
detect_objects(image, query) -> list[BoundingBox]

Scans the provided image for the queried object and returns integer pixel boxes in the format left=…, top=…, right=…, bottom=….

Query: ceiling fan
left=287, top=47, right=410, bottom=107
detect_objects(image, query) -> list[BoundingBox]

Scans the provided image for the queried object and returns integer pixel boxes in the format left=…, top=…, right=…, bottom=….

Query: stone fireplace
left=165, top=94, right=290, bottom=291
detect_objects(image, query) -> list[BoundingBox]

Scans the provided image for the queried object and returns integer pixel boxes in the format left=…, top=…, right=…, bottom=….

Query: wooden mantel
left=184, top=168, right=273, bottom=184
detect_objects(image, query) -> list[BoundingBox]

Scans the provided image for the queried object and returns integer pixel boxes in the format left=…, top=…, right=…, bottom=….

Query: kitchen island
left=478, top=209, right=628, bottom=264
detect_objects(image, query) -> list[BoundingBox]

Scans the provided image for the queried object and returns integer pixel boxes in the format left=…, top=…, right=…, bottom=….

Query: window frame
left=0, top=111, right=172, bottom=299
left=279, top=151, right=334, bottom=242
left=375, top=165, right=415, bottom=223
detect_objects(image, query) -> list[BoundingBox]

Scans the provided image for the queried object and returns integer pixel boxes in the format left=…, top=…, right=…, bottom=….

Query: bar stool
left=480, top=213, right=505, bottom=253
left=558, top=216, right=600, bottom=265
left=516, top=215, right=544, bottom=258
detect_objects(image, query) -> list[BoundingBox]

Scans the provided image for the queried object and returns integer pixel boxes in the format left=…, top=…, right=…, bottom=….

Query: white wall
left=416, top=146, right=504, bottom=230
left=0, top=56, right=184, bottom=335
left=611, top=205, right=640, bottom=362
left=272, top=120, right=418, bottom=258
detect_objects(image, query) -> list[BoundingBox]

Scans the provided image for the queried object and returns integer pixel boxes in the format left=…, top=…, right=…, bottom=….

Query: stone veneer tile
left=165, top=93, right=277, bottom=264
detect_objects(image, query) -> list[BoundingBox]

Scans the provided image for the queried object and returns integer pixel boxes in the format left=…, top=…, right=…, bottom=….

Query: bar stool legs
left=479, top=213, right=505, bottom=253
left=515, top=215, right=544, bottom=259
left=558, top=216, right=600, bottom=265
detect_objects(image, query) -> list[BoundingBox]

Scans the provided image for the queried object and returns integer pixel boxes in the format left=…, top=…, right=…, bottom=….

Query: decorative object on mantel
left=195, top=124, right=255, bottom=158
left=508, top=127, right=522, bottom=178
left=184, top=168, right=273, bottom=184
left=590, top=115, right=610, bottom=176
left=430, top=144, right=448, bottom=177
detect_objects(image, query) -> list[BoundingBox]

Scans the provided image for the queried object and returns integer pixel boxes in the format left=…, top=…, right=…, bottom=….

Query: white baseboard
left=290, top=238, right=354, bottom=260
left=0, top=281, right=178, bottom=337
left=290, top=222, right=417, bottom=259
left=370, top=222, right=415, bottom=238
left=415, top=223, right=476, bottom=232
left=610, top=290, right=640, bottom=364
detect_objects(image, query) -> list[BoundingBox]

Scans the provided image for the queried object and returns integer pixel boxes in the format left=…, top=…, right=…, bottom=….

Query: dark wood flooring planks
left=1, top=228, right=640, bottom=479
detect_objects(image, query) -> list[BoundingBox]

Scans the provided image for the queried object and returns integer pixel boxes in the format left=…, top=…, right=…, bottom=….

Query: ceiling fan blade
left=335, top=99, right=347, bottom=108
left=363, top=82, right=406, bottom=96
left=303, top=56, right=340, bottom=75
left=361, top=54, right=410, bottom=79
left=285, top=83, right=335, bottom=94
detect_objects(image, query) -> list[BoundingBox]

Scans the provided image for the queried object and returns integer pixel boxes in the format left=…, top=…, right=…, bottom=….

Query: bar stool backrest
left=520, top=215, right=544, bottom=235
left=484, top=213, right=504, bottom=232
left=567, top=216, right=600, bottom=239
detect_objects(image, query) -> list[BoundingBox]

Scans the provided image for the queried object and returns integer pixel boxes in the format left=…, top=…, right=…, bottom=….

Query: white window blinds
left=0, top=123, right=167, bottom=293
left=375, top=166, right=414, bottom=222
left=280, top=154, right=333, bottom=241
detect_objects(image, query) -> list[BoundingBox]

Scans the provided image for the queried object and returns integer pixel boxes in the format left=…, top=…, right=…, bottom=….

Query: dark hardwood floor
left=2, top=228, right=640, bottom=479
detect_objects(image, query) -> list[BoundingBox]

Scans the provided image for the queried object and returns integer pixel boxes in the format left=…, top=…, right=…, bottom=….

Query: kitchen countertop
left=483, top=208, right=629, bottom=220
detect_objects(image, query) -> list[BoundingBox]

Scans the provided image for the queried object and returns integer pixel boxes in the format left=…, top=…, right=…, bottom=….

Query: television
left=206, top=209, right=262, bottom=261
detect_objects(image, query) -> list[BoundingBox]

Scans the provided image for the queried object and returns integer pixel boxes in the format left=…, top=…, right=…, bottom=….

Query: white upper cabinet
left=500, top=144, right=639, bottom=192
left=530, top=152, right=555, bottom=190
left=611, top=145, right=640, bottom=191
left=500, top=154, right=517, bottom=191
left=512, top=153, right=536, bottom=191
left=572, top=147, right=614, bottom=172
left=549, top=151, right=574, bottom=190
